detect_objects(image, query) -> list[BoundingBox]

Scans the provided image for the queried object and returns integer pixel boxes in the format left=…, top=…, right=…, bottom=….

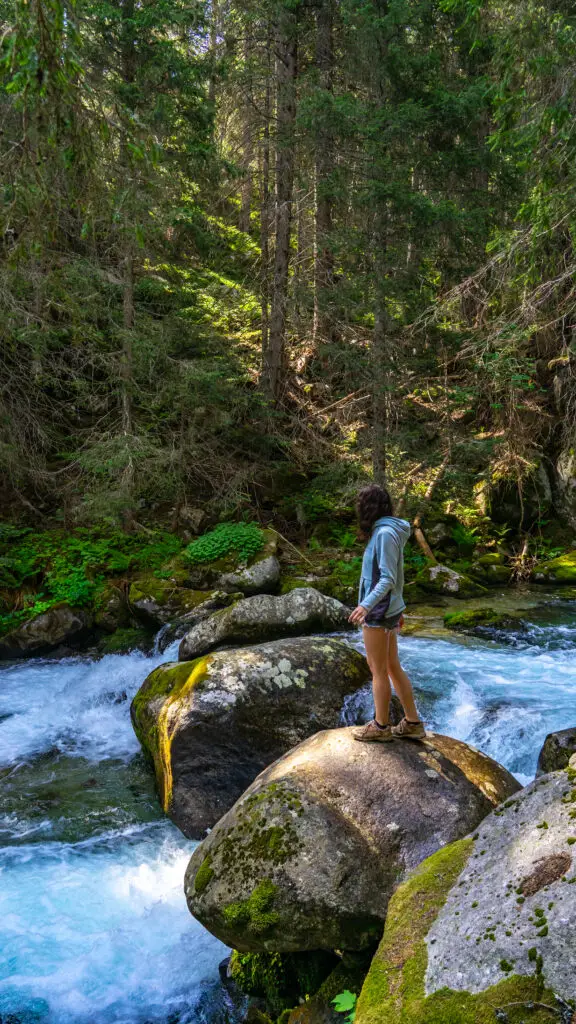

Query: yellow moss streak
left=156, top=656, right=212, bottom=812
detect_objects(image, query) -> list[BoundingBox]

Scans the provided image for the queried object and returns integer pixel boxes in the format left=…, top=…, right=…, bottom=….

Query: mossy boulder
left=93, top=582, right=131, bottom=632
left=131, top=637, right=369, bottom=837
left=414, top=564, right=486, bottom=599
left=185, top=529, right=280, bottom=595
left=178, top=588, right=351, bottom=661
left=0, top=603, right=93, bottom=659
left=184, top=728, right=519, bottom=953
left=356, top=764, right=576, bottom=1023
left=443, top=607, right=522, bottom=635
left=128, top=576, right=214, bottom=627
left=469, top=561, right=512, bottom=585
left=533, top=549, right=576, bottom=584
left=536, top=726, right=576, bottom=775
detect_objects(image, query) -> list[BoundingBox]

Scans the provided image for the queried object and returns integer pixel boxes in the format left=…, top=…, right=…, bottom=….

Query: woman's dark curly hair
left=356, top=484, right=394, bottom=540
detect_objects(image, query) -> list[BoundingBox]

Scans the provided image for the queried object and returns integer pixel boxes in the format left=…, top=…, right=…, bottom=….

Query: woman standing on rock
left=349, top=483, right=425, bottom=743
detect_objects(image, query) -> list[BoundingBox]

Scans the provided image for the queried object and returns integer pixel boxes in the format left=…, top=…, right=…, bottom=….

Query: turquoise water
left=1, top=597, right=575, bottom=1021
left=0, top=642, right=232, bottom=1024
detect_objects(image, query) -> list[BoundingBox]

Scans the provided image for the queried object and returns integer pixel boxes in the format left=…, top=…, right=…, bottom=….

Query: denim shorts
left=364, top=609, right=403, bottom=631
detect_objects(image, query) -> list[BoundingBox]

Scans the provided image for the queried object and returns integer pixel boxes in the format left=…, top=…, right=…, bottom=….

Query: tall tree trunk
left=260, top=22, right=272, bottom=357
left=239, top=30, right=253, bottom=233
left=264, top=0, right=298, bottom=402
left=313, top=0, right=336, bottom=345
left=372, top=208, right=396, bottom=487
left=120, top=0, right=136, bottom=520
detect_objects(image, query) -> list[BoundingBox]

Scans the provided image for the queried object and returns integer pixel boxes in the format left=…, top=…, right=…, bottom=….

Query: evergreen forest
left=2, top=0, right=576, bottom=630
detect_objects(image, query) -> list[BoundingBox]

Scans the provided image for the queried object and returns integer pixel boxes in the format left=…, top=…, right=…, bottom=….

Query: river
left=1, top=591, right=575, bottom=1022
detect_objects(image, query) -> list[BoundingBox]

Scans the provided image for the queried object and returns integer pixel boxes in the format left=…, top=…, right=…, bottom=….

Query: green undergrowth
left=230, top=949, right=339, bottom=1016
left=184, top=521, right=264, bottom=565
left=0, top=525, right=183, bottom=637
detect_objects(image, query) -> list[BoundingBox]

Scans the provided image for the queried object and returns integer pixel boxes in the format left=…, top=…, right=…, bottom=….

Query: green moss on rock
left=534, top=549, right=576, bottom=583
left=229, top=949, right=338, bottom=1016
left=355, top=838, right=557, bottom=1024
left=443, top=608, right=519, bottom=632
left=194, top=854, right=214, bottom=894
left=130, top=656, right=212, bottom=810
left=223, top=879, right=281, bottom=936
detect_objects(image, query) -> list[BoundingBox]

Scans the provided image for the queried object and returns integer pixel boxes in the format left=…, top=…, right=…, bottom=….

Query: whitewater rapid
left=1, top=596, right=575, bottom=1021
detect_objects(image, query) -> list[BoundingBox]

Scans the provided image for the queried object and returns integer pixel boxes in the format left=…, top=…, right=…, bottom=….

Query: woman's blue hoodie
left=358, top=516, right=411, bottom=617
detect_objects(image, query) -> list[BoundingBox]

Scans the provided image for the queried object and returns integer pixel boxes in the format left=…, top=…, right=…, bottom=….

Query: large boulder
left=178, top=588, right=351, bottom=661
left=217, top=555, right=281, bottom=597
left=533, top=549, right=576, bottom=584
left=131, top=638, right=369, bottom=837
left=185, top=530, right=280, bottom=596
left=0, top=603, right=92, bottom=659
left=356, top=761, right=576, bottom=1022
left=94, top=583, right=131, bottom=632
left=128, top=576, right=221, bottom=627
left=184, top=728, right=520, bottom=953
left=536, top=726, right=576, bottom=775
left=414, top=564, right=486, bottom=599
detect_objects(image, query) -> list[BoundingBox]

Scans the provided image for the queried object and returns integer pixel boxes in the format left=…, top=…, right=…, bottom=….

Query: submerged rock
left=184, top=727, right=519, bottom=953
left=131, top=638, right=369, bottom=837
left=0, top=603, right=92, bottom=658
left=536, top=726, right=576, bottom=775
left=356, top=762, right=576, bottom=1021
left=178, top=587, right=350, bottom=661
left=414, top=564, right=486, bottom=598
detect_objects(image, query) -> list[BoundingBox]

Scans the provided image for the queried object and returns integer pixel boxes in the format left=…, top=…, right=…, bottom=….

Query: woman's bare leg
left=362, top=627, right=392, bottom=725
left=387, top=629, right=420, bottom=722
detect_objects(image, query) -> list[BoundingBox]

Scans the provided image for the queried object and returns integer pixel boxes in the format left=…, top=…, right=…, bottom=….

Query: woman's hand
left=349, top=605, right=368, bottom=626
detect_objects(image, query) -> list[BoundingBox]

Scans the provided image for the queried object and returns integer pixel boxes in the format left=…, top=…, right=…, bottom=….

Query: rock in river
left=185, top=727, right=519, bottom=953
left=0, top=603, right=92, bottom=658
left=355, top=759, right=576, bottom=1022
left=536, top=726, right=576, bottom=775
left=178, top=587, right=350, bottom=661
left=131, top=637, right=369, bottom=837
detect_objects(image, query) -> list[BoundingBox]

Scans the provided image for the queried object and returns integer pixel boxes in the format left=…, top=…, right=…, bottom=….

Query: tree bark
left=239, top=29, right=253, bottom=233
left=372, top=209, right=394, bottom=486
left=260, top=21, right=272, bottom=357
left=263, top=0, right=298, bottom=402
left=313, top=0, right=336, bottom=345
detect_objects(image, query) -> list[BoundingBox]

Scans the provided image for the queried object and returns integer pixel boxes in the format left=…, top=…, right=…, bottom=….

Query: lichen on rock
left=185, top=728, right=519, bottom=953
left=178, top=587, right=351, bottom=661
left=356, top=766, right=576, bottom=1023
left=131, top=637, right=370, bottom=836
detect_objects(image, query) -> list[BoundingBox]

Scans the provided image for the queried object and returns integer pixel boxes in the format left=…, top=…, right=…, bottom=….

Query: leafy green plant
left=0, top=526, right=183, bottom=636
left=330, top=526, right=358, bottom=550
left=184, top=522, right=264, bottom=565
left=332, top=990, right=357, bottom=1023
left=329, top=557, right=362, bottom=588
left=451, top=523, right=479, bottom=553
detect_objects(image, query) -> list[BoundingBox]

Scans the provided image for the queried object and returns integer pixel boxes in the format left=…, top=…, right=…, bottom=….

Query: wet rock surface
left=131, top=637, right=369, bottom=837
left=178, top=588, right=351, bottom=661
left=185, top=727, right=520, bottom=953
left=536, top=726, right=576, bottom=775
